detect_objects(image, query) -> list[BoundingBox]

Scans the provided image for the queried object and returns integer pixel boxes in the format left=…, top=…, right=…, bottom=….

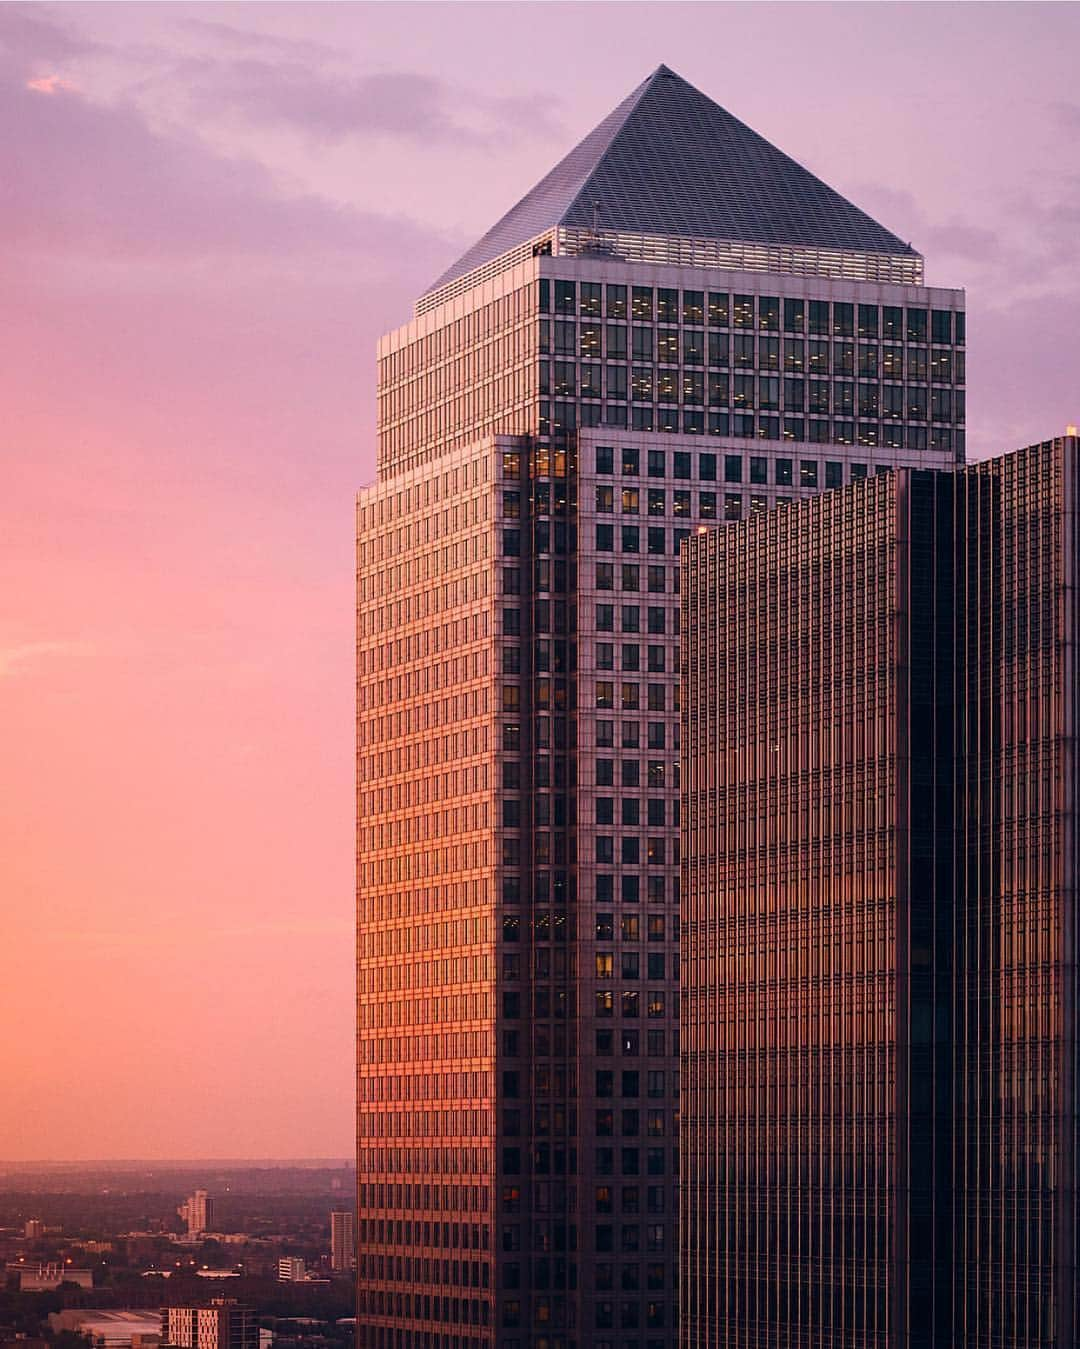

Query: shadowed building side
left=680, top=436, right=1079, bottom=1349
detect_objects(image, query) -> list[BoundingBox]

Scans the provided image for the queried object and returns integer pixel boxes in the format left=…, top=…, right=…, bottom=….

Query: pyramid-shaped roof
left=425, top=65, right=916, bottom=297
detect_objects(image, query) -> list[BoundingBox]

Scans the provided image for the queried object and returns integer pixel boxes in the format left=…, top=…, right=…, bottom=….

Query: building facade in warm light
left=680, top=436, right=1079, bottom=1348
left=277, top=1256, right=307, bottom=1283
left=357, top=64, right=966, bottom=1348
left=161, top=1301, right=256, bottom=1349
left=177, top=1190, right=214, bottom=1238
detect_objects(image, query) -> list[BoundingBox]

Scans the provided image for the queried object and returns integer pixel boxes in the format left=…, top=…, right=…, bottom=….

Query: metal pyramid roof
left=425, top=65, right=916, bottom=296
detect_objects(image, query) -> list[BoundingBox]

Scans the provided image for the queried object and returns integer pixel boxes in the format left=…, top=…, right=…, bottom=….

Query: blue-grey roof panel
left=424, top=65, right=916, bottom=297
left=425, top=72, right=653, bottom=293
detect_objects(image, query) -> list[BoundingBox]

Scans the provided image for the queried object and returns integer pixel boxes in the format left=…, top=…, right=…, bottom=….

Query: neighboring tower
left=330, top=1210, right=356, bottom=1273
left=177, top=1189, right=214, bottom=1237
left=681, top=436, right=1079, bottom=1348
left=357, top=64, right=966, bottom=1348
left=161, top=1301, right=256, bottom=1349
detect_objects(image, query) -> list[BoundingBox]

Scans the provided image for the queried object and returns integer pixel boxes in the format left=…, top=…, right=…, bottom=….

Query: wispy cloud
left=2, top=9, right=559, bottom=151
left=183, top=16, right=336, bottom=63
left=0, top=641, right=81, bottom=678
left=0, top=5, right=98, bottom=70
left=193, top=61, right=563, bottom=148
left=26, top=72, right=74, bottom=94
left=0, top=72, right=451, bottom=271
left=1049, top=99, right=1080, bottom=131
left=851, top=175, right=1080, bottom=307
left=921, top=220, right=1001, bottom=264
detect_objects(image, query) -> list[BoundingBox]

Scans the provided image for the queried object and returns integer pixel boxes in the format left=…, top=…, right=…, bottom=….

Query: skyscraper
left=331, top=1209, right=357, bottom=1273
left=681, top=436, right=1079, bottom=1348
left=178, top=1189, right=214, bottom=1238
left=357, top=65, right=966, bottom=1348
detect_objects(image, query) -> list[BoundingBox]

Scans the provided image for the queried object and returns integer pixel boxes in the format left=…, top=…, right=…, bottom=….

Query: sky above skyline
left=1, top=1, right=1078, bottom=1160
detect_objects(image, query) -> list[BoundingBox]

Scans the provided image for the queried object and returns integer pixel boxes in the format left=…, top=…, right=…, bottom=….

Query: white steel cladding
left=359, top=62, right=966, bottom=1349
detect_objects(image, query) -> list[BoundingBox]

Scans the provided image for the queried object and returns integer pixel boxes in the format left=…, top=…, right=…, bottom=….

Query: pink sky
left=1, top=2, right=1077, bottom=1160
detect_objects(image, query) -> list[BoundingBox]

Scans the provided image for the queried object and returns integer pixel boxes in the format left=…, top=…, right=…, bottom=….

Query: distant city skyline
left=2, top=1, right=1079, bottom=1160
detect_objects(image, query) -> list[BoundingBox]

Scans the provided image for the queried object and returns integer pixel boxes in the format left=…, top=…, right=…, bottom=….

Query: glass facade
left=680, top=436, right=1080, bottom=1349
left=357, top=441, right=502, bottom=1344
left=361, top=73, right=966, bottom=1349
left=378, top=273, right=965, bottom=480
left=357, top=436, right=954, bottom=1348
left=378, top=284, right=540, bottom=478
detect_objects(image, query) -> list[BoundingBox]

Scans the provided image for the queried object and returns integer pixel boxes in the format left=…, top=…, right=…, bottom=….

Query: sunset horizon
left=4, top=5, right=1078, bottom=1347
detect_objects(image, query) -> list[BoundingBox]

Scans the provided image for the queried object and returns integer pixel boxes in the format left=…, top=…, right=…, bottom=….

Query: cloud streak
left=26, top=72, right=76, bottom=94
left=0, top=641, right=82, bottom=678
left=191, top=60, right=564, bottom=148
left=0, top=71, right=451, bottom=270
left=0, top=5, right=98, bottom=70
left=183, top=16, right=336, bottom=63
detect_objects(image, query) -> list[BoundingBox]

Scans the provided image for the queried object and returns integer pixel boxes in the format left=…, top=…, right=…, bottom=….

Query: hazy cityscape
left=0, top=1166, right=356, bottom=1349
left=4, top=5, right=1080, bottom=1349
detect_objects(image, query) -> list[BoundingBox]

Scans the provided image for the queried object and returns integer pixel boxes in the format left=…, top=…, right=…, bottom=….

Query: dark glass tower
left=681, top=436, right=1079, bottom=1348
left=358, top=64, right=964, bottom=1349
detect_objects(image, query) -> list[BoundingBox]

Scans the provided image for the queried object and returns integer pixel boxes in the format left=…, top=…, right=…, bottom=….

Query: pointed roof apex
left=423, top=65, right=917, bottom=300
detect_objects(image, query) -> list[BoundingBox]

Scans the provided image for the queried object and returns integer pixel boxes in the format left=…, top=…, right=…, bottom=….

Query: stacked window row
left=598, top=446, right=892, bottom=481
left=543, top=335, right=962, bottom=386
left=547, top=403, right=960, bottom=449
left=540, top=278, right=964, bottom=343
left=539, top=278, right=964, bottom=448
left=502, top=450, right=678, bottom=1340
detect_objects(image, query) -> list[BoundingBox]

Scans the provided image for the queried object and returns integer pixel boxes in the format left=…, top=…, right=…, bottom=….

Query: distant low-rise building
left=276, top=1257, right=306, bottom=1283
left=49, top=1311, right=161, bottom=1349
left=22, top=1221, right=44, bottom=1241
left=10, top=1263, right=92, bottom=1291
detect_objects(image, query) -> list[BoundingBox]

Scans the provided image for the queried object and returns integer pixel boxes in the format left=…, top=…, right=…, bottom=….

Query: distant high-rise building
left=681, top=435, right=1080, bottom=1348
left=177, top=1190, right=214, bottom=1238
left=358, top=63, right=966, bottom=1348
left=330, top=1210, right=356, bottom=1273
left=23, top=1218, right=44, bottom=1240
left=161, top=1301, right=256, bottom=1349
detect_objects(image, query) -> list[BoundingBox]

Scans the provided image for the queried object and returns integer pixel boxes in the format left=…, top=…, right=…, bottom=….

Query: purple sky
left=1, top=2, right=1077, bottom=1160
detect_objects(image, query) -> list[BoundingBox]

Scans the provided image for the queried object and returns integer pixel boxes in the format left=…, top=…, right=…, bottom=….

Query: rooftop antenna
left=580, top=198, right=616, bottom=257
